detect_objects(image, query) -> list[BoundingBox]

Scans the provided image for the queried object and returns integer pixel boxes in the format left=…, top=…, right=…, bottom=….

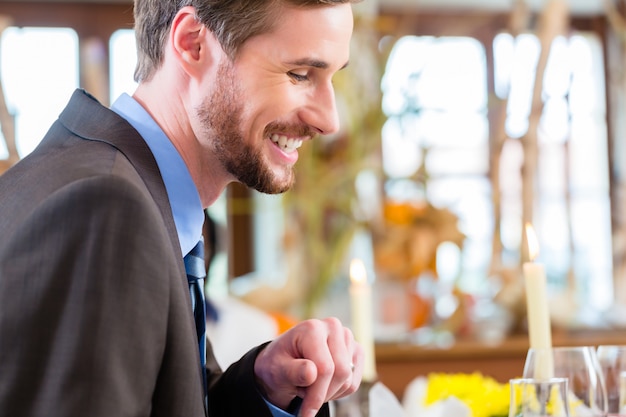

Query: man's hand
left=254, top=317, right=364, bottom=417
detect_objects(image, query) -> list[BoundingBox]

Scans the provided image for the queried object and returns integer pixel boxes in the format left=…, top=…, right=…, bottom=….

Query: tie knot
left=184, top=239, right=206, bottom=282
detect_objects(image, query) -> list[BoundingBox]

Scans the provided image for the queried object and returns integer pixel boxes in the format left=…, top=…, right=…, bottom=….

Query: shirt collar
left=111, top=93, right=204, bottom=256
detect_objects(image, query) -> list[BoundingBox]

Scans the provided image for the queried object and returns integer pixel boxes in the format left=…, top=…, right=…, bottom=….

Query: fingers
left=254, top=317, right=363, bottom=417
left=296, top=318, right=363, bottom=417
left=342, top=326, right=364, bottom=397
left=327, top=326, right=362, bottom=399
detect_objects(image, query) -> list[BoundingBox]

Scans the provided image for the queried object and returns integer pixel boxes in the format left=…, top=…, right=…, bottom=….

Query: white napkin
left=330, top=381, right=407, bottom=417
left=369, top=381, right=408, bottom=417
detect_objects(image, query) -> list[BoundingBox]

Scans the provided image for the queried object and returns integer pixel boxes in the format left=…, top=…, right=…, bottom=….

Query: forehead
left=240, top=4, right=354, bottom=71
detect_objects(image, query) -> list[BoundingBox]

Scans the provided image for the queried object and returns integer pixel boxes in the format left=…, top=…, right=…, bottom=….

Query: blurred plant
left=374, top=199, right=464, bottom=282
left=282, top=15, right=393, bottom=318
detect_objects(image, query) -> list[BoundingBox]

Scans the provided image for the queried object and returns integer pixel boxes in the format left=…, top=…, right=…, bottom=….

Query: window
left=110, top=29, right=138, bottom=100
left=381, top=36, right=490, bottom=292
left=381, top=31, right=611, bottom=310
left=496, top=32, right=611, bottom=308
left=0, top=27, right=78, bottom=157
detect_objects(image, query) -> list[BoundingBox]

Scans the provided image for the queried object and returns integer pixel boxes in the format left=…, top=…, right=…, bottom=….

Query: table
left=375, top=330, right=626, bottom=399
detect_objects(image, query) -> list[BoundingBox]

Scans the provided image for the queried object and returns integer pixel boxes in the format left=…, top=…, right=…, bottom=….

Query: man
left=0, top=1, right=364, bottom=416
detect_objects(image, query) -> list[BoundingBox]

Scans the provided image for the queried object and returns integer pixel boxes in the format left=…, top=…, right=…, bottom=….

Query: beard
left=197, top=61, right=296, bottom=195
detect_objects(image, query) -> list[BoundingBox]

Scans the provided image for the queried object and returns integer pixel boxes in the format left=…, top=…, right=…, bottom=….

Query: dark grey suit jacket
left=0, top=89, right=293, bottom=417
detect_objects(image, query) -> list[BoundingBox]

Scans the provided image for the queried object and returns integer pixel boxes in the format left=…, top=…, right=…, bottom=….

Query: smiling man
left=0, top=1, right=363, bottom=417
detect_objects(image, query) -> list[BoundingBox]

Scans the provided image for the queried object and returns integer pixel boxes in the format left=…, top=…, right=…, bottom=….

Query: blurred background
left=1, top=0, right=625, bottom=397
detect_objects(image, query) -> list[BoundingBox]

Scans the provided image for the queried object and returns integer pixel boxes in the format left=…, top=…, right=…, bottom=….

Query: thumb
left=287, top=358, right=318, bottom=389
left=257, top=356, right=318, bottom=410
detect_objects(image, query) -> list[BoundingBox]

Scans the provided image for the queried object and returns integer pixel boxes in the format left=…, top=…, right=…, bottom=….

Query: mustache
left=264, top=122, right=316, bottom=138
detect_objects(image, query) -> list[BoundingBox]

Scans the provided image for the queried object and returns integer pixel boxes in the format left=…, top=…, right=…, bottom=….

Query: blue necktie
left=184, top=239, right=207, bottom=403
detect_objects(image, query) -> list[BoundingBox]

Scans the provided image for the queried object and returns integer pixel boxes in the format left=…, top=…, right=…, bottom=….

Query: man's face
left=197, top=3, right=354, bottom=194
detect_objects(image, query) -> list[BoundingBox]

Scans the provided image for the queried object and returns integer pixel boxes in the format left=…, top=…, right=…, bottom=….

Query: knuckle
left=300, top=318, right=323, bottom=334
left=316, top=360, right=335, bottom=378
left=344, top=326, right=354, bottom=343
left=324, top=316, right=343, bottom=330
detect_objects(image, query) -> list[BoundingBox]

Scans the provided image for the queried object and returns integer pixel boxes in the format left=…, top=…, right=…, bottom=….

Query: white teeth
left=270, top=133, right=304, bottom=154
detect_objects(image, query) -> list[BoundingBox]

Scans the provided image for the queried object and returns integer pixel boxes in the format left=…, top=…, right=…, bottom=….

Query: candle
left=349, top=258, right=377, bottom=382
left=523, top=223, right=554, bottom=378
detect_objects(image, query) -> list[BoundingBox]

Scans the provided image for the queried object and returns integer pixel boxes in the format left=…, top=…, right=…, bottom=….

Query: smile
left=269, top=133, right=306, bottom=154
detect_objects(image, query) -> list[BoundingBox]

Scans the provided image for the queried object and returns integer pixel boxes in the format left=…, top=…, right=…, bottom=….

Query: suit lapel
left=58, top=89, right=180, bottom=256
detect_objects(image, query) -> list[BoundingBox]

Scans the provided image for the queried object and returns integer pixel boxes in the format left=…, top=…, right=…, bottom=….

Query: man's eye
left=288, top=71, right=309, bottom=82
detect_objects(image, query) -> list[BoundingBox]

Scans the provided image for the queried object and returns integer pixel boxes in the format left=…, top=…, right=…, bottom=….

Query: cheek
left=244, top=77, right=303, bottom=116
left=242, top=101, right=291, bottom=138
left=237, top=76, right=307, bottom=138
left=259, top=93, right=303, bottom=127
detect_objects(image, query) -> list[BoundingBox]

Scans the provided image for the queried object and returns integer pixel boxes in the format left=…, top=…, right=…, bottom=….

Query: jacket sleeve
left=206, top=343, right=330, bottom=417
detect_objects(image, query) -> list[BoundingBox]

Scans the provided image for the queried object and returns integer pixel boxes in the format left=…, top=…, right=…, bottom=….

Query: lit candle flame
left=525, top=222, right=540, bottom=261
left=349, top=258, right=367, bottom=285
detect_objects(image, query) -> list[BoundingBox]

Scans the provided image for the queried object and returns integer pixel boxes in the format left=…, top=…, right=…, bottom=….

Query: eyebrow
left=286, top=58, right=350, bottom=70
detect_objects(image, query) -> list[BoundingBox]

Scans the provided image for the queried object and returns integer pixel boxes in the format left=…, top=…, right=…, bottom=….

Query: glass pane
left=381, top=117, right=423, bottom=179
left=381, top=35, right=490, bottom=292
left=110, top=29, right=138, bottom=99
left=1, top=27, right=79, bottom=157
left=381, top=29, right=610, bottom=308
left=502, top=33, right=541, bottom=139
left=495, top=31, right=611, bottom=310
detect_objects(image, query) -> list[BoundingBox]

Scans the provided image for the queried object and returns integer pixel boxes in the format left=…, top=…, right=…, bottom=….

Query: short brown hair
left=133, top=0, right=361, bottom=82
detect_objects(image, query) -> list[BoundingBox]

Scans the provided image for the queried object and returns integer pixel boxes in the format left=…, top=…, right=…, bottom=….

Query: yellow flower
left=423, top=372, right=511, bottom=417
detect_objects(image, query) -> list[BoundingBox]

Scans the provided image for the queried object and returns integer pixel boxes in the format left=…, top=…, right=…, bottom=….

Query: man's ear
left=170, top=6, right=220, bottom=76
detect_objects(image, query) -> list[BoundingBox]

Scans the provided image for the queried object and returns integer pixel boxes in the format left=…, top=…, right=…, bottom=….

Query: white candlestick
left=349, top=258, right=377, bottom=382
left=523, top=223, right=554, bottom=379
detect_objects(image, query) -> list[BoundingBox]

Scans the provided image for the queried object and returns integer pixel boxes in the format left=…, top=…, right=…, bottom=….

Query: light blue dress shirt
left=111, top=93, right=295, bottom=417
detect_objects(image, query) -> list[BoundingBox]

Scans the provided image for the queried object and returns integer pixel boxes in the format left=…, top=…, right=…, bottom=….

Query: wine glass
left=509, top=378, right=571, bottom=417
left=596, top=345, right=626, bottom=416
left=523, top=346, right=608, bottom=416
